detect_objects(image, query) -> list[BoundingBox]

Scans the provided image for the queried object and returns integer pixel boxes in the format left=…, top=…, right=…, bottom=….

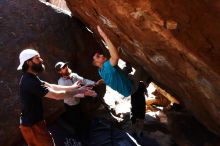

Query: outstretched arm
left=44, top=80, right=81, bottom=92
left=44, top=84, right=97, bottom=100
left=97, top=26, right=119, bottom=66
left=44, top=81, right=97, bottom=100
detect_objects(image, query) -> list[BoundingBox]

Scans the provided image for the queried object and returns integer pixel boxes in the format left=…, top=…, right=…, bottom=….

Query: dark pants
left=63, top=103, right=89, bottom=139
left=131, top=82, right=146, bottom=124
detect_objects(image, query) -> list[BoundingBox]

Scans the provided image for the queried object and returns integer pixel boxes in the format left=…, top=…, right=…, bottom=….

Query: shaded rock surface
left=64, top=0, right=220, bottom=136
left=2, top=0, right=220, bottom=145
left=167, top=111, right=220, bottom=146
left=0, top=0, right=104, bottom=145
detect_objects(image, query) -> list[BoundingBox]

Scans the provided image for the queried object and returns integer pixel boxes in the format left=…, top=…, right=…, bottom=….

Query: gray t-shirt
left=58, top=73, right=95, bottom=106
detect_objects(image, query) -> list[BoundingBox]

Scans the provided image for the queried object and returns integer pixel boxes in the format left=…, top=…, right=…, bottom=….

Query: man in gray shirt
left=55, top=61, right=102, bottom=142
left=55, top=61, right=97, bottom=106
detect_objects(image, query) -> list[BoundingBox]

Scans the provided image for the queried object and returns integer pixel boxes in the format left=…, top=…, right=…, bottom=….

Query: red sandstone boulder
left=64, top=0, right=220, bottom=136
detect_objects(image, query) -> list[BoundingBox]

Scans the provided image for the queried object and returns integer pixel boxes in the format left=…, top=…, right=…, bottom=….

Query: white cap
left=55, top=61, right=68, bottom=71
left=17, top=49, right=39, bottom=70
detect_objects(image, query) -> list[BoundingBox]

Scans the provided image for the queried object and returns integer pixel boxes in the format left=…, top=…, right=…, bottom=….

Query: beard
left=31, top=62, right=45, bottom=74
left=61, top=68, right=72, bottom=77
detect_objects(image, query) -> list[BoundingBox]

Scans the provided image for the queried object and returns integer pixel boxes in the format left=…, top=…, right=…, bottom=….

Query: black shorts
left=130, top=82, right=146, bottom=123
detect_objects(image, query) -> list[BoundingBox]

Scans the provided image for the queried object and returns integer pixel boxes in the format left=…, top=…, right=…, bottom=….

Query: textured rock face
left=0, top=0, right=103, bottom=145
left=65, top=0, right=220, bottom=135
left=2, top=0, right=220, bottom=145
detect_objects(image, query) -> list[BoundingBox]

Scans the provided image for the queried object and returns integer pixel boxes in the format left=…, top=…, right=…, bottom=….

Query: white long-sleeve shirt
left=58, top=73, right=95, bottom=106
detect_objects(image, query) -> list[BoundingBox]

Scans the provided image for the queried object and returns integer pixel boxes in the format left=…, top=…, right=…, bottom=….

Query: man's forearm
left=45, top=88, right=82, bottom=100
left=106, top=39, right=119, bottom=59
left=45, top=82, right=76, bottom=92
left=45, top=85, right=96, bottom=100
left=97, top=26, right=119, bottom=65
left=83, top=79, right=95, bottom=86
left=98, top=26, right=119, bottom=58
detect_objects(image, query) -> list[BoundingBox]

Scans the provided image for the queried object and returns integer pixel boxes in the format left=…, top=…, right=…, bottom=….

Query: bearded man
left=17, top=49, right=96, bottom=146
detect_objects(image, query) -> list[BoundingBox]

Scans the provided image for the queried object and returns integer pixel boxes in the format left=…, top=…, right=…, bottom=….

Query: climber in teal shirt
left=93, top=25, right=145, bottom=97
left=92, top=25, right=150, bottom=138
left=98, top=59, right=132, bottom=97
left=93, top=26, right=134, bottom=97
